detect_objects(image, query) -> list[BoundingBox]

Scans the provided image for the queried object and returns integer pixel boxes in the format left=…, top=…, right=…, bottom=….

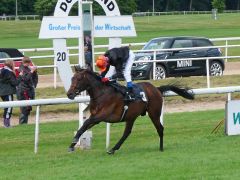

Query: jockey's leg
left=123, top=51, right=135, bottom=101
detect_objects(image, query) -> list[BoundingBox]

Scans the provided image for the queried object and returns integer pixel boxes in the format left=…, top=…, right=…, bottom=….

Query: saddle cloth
left=109, top=82, right=147, bottom=102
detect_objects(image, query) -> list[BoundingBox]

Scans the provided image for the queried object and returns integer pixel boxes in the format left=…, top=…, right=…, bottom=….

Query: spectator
left=17, top=57, right=38, bottom=124
left=0, top=60, right=18, bottom=128
left=84, top=35, right=93, bottom=70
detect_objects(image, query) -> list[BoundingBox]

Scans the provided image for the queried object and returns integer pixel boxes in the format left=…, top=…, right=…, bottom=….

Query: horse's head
left=67, top=66, right=92, bottom=100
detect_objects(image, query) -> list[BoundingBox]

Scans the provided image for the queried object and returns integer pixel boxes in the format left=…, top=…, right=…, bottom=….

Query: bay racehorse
left=67, top=66, right=194, bottom=154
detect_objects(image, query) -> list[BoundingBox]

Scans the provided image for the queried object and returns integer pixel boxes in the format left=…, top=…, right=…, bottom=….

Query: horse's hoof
left=72, top=138, right=78, bottom=143
left=68, top=147, right=75, bottom=153
left=107, top=149, right=115, bottom=155
left=160, top=148, right=164, bottom=152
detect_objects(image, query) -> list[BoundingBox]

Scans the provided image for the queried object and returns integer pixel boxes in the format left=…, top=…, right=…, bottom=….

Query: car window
left=195, top=39, right=212, bottom=47
left=0, top=52, right=11, bottom=63
left=172, top=40, right=193, bottom=48
left=143, top=39, right=170, bottom=50
left=0, top=52, right=11, bottom=59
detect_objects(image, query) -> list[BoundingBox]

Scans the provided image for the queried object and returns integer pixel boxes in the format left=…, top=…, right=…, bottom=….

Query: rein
left=89, top=89, right=106, bottom=101
left=85, top=72, right=108, bottom=101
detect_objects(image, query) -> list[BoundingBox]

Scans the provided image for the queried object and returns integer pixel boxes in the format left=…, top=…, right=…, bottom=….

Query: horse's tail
left=158, top=85, right=194, bottom=100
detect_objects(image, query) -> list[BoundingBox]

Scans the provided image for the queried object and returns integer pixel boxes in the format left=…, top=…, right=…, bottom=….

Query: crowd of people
left=0, top=57, right=38, bottom=128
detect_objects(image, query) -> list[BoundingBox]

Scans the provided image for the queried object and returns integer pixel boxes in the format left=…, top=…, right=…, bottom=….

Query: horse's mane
left=74, top=65, right=101, bottom=81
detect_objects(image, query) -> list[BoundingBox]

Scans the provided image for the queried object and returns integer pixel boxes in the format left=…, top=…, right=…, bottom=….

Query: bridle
left=73, top=70, right=106, bottom=101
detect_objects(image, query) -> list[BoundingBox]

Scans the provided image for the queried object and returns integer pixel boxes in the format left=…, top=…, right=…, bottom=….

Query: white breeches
left=105, top=50, right=135, bottom=82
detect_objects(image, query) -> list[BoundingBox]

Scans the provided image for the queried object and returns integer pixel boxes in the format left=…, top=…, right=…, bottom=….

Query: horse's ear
left=86, top=65, right=92, bottom=72
left=74, top=66, right=78, bottom=72
left=74, top=65, right=81, bottom=72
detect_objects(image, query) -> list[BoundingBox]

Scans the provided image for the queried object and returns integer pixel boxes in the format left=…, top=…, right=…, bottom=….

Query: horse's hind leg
left=107, top=120, right=135, bottom=155
left=148, top=109, right=164, bottom=151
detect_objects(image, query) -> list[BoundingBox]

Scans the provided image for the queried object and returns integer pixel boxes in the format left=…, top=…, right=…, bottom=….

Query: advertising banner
left=225, top=100, right=240, bottom=135
left=39, top=17, right=82, bottom=39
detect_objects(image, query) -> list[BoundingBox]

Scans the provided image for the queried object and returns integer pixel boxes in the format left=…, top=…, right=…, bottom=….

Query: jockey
left=96, top=46, right=135, bottom=101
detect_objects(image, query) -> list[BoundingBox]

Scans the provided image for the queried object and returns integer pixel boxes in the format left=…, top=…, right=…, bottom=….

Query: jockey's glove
left=101, top=77, right=109, bottom=83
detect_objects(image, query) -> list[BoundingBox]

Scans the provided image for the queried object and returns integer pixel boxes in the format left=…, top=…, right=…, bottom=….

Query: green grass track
left=1, top=109, right=240, bottom=179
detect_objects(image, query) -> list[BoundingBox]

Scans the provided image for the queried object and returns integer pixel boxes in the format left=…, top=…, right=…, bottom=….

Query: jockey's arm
left=114, top=63, right=123, bottom=79
left=100, top=64, right=110, bottom=78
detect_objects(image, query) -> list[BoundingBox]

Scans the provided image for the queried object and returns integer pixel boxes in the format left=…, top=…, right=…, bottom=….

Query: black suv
left=132, top=37, right=224, bottom=79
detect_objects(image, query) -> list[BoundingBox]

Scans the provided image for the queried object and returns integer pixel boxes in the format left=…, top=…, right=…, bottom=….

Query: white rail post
left=227, top=93, right=232, bottom=101
left=206, top=58, right=210, bottom=88
left=54, top=55, right=57, bottom=89
left=34, top=105, right=40, bottom=154
left=106, top=123, right=110, bottom=149
left=153, top=51, right=157, bottom=80
left=79, top=103, right=84, bottom=128
left=225, top=40, right=228, bottom=62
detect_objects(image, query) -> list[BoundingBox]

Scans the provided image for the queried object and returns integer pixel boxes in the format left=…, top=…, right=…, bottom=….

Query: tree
left=189, top=0, right=193, bottom=11
left=135, top=0, right=151, bottom=12
left=18, top=0, right=35, bottom=15
left=34, top=0, right=57, bottom=18
left=212, top=0, right=226, bottom=12
left=226, top=0, right=240, bottom=10
left=117, top=0, right=137, bottom=15
left=165, top=0, right=170, bottom=11
left=0, top=0, right=15, bottom=15
left=0, top=0, right=35, bottom=15
left=192, top=0, right=212, bottom=11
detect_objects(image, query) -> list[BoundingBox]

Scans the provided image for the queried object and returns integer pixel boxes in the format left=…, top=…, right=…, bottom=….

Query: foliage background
left=0, top=0, right=240, bottom=16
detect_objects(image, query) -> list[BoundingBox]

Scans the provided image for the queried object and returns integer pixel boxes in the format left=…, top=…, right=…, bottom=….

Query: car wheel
left=154, top=64, right=166, bottom=79
left=210, top=61, right=223, bottom=76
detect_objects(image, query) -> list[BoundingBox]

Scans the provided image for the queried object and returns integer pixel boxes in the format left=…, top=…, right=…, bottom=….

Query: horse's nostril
left=67, top=93, right=75, bottom=100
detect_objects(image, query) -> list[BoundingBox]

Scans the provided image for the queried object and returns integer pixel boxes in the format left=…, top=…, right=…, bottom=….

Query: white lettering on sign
left=177, top=60, right=192, bottom=68
left=94, top=16, right=136, bottom=37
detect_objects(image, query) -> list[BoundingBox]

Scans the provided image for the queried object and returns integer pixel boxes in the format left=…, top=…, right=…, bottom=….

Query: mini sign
left=225, top=100, right=240, bottom=135
left=39, top=17, right=82, bottom=39
left=94, top=16, right=136, bottom=37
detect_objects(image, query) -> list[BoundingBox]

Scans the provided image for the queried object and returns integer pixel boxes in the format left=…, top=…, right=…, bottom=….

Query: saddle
left=108, top=81, right=148, bottom=102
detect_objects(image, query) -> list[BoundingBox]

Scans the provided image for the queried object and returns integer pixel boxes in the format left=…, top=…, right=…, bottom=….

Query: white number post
left=39, top=0, right=136, bottom=150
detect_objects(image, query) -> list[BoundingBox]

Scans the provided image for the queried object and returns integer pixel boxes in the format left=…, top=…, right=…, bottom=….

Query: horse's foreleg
left=107, top=120, right=135, bottom=155
left=68, top=117, right=100, bottom=152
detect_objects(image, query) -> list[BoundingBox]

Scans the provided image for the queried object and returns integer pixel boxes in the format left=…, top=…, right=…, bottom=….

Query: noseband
left=73, top=71, right=106, bottom=100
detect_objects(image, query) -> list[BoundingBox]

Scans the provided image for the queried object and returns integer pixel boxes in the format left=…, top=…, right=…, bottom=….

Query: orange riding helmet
left=96, top=55, right=108, bottom=72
